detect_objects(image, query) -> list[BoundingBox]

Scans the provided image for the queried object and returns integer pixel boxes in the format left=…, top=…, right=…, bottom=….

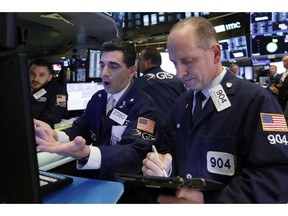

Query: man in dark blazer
left=142, top=17, right=288, bottom=203
left=134, top=47, right=187, bottom=147
left=35, top=39, right=159, bottom=181
left=30, top=59, right=68, bottom=128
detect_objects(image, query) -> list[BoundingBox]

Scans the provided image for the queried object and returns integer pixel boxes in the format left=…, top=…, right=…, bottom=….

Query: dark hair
left=101, top=39, right=136, bottom=68
left=229, top=63, right=239, bottom=70
left=141, top=47, right=162, bottom=66
left=29, top=58, right=53, bottom=75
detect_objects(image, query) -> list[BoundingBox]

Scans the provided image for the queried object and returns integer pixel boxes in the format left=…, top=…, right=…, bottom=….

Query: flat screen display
left=76, top=68, right=86, bottom=82
left=219, top=35, right=248, bottom=61
left=0, top=53, right=41, bottom=203
left=160, top=52, right=176, bottom=75
left=252, top=59, right=271, bottom=66
left=86, top=48, right=102, bottom=81
left=250, top=12, right=288, bottom=57
left=67, top=82, right=104, bottom=111
left=239, top=66, right=254, bottom=80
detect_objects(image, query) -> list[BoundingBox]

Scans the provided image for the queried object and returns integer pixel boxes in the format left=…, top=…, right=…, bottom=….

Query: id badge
left=109, top=108, right=128, bottom=125
left=209, top=84, right=231, bottom=112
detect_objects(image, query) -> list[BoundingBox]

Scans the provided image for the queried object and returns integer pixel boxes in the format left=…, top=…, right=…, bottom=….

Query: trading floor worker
left=142, top=17, right=288, bottom=203
left=30, top=58, right=68, bottom=128
left=34, top=39, right=159, bottom=182
left=134, top=47, right=187, bottom=142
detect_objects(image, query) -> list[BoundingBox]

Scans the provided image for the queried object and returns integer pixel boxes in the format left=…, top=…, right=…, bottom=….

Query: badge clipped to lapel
left=209, top=84, right=231, bottom=112
left=33, top=88, right=47, bottom=100
left=109, top=108, right=128, bottom=125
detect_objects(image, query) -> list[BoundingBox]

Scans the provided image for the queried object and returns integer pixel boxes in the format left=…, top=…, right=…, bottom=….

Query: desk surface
left=42, top=175, right=124, bottom=204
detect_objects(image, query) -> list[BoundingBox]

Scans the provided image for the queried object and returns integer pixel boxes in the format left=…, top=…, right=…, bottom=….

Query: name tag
left=33, top=88, right=47, bottom=100
left=209, top=84, right=231, bottom=112
left=109, top=108, right=127, bottom=125
left=207, top=151, right=235, bottom=176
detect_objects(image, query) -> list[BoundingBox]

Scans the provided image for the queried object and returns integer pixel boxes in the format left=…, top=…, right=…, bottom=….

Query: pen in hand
left=152, top=145, right=168, bottom=177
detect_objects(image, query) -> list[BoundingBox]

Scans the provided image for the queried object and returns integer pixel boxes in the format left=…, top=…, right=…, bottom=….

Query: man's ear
left=212, top=44, right=221, bottom=64
left=48, top=74, right=53, bottom=81
left=128, top=65, right=137, bottom=78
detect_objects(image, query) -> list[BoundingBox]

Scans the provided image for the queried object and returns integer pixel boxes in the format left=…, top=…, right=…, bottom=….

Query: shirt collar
left=107, top=83, right=130, bottom=105
left=195, top=67, right=226, bottom=99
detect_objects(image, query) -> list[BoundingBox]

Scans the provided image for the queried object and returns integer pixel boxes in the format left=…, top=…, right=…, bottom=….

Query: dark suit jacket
left=64, top=83, right=159, bottom=180
left=161, top=70, right=288, bottom=203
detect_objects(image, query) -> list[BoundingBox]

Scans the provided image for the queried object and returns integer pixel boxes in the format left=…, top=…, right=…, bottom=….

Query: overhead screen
left=219, top=35, right=248, bottom=61
left=86, top=48, right=102, bottom=82
left=209, top=13, right=250, bottom=62
left=250, top=12, right=288, bottom=58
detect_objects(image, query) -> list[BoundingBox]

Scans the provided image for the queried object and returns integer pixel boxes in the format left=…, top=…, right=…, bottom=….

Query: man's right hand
left=142, top=151, right=172, bottom=177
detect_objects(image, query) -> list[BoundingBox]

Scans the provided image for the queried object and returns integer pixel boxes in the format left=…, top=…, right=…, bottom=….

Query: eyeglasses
left=136, top=58, right=144, bottom=64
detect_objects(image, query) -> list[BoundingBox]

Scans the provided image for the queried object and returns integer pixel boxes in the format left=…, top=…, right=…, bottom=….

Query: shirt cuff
left=76, top=146, right=101, bottom=170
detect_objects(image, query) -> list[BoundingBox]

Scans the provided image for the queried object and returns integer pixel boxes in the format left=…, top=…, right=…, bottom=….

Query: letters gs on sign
left=146, top=72, right=173, bottom=80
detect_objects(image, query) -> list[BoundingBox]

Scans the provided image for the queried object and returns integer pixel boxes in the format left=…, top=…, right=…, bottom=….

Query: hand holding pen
left=152, top=145, right=168, bottom=177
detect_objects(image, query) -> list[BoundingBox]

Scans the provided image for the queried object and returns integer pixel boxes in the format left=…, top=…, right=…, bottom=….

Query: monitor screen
left=252, top=59, right=271, bottom=66
left=67, top=82, right=104, bottom=111
left=250, top=12, right=288, bottom=58
left=76, top=68, right=86, bottom=82
left=239, top=66, right=254, bottom=80
left=270, top=61, right=286, bottom=73
left=219, top=35, right=248, bottom=61
left=86, top=48, right=102, bottom=81
left=0, top=53, right=41, bottom=203
left=160, top=52, right=176, bottom=75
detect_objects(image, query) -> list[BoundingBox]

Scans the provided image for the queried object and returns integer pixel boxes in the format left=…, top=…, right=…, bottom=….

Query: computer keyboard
left=39, top=170, right=73, bottom=196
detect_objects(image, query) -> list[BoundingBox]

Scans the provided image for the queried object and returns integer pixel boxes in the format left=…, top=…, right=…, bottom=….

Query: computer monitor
left=86, top=48, right=102, bottom=82
left=76, top=68, right=86, bottom=82
left=270, top=61, right=286, bottom=73
left=67, top=82, right=104, bottom=111
left=239, top=66, right=254, bottom=80
left=250, top=12, right=288, bottom=58
left=0, top=53, right=41, bottom=203
left=160, top=52, right=176, bottom=75
left=219, top=35, right=249, bottom=61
